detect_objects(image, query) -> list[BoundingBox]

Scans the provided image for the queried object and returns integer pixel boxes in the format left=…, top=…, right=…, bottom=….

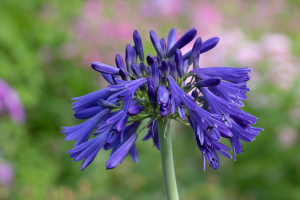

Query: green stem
left=183, top=72, right=193, bottom=81
left=157, top=119, right=179, bottom=200
left=137, top=117, right=155, bottom=134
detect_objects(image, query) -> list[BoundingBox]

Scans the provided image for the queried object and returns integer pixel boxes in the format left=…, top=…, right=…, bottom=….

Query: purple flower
left=156, top=54, right=162, bottom=65
left=167, top=28, right=197, bottom=58
left=119, top=69, right=131, bottom=81
left=100, top=73, right=114, bottom=85
left=157, top=85, right=170, bottom=118
left=107, top=78, right=147, bottom=110
left=161, top=60, right=169, bottom=79
left=132, top=63, right=143, bottom=78
left=143, top=120, right=160, bottom=150
left=132, top=46, right=138, bottom=63
left=152, top=62, right=159, bottom=89
left=63, top=28, right=262, bottom=171
left=139, top=61, right=146, bottom=76
left=188, top=37, right=202, bottom=65
left=167, top=28, right=177, bottom=53
left=191, top=67, right=251, bottom=83
left=133, top=30, right=145, bottom=61
left=160, top=38, right=167, bottom=58
left=92, top=62, right=120, bottom=75
left=62, top=108, right=111, bottom=146
left=147, top=77, right=157, bottom=110
left=145, top=66, right=152, bottom=76
left=125, top=44, right=134, bottom=73
left=74, top=106, right=102, bottom=120
left=192, top=90, right=199, bottom=99
left=106, top=133, right=138, bottom=169
left=150, top=30, right=164, bottom=59
left=174, top=49, right=184, bottom=78
left=106, top=121, right=142, bottom=169
left=115, top=54, right=126, bottom=71
left=183, top=37, right=220, bottom=61
left=67, top=131, right=108, bottom=170
left=0, top=163, right=13, bottom=186
left=194, top=77, right=221, bottom=88
left=199, top=87, right=241, bottom=127
left=169, top=59, right=179, bottom=81
left=97, top=101, right=143, bottom=144
left=72, top=88, right=113, bottom=117
left=0, top=79, right=26, bottom=123
left=146, top=54, right=155, bottom=66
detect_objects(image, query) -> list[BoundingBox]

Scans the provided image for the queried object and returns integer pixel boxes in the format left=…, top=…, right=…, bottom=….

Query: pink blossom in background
left=276, top=126, right=298, bottom=149
left=69, top=0, right=141, bottom=67
left=252, top=0, right=286, bottom=28
left=139, top=0, right=183, bottom=18
left=83, top=0, right=103, bottom=23
left=261, top=34, right=298, bottom=89
left=0, top=79, right=26, bottom=124
left=0, top=162, right=13, bottom=187
left=261, top=33, right=291, bottom=61
left=83, top=53, right=102, bottom=66
left=115, top=22, right=134, bottom=40
left=191, top=1, right=223, bottom=37
left=159, top=0, right=183, bottom=18
left=234, top=41, right=262, bottom=65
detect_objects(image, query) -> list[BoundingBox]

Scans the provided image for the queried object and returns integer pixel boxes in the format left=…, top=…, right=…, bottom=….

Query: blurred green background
left=0, top=0, right=300, bottom=199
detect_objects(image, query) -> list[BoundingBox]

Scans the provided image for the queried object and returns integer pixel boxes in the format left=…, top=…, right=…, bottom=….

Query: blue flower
left=183, top=37, right=220, bottom=61
left=174, top=49, right=184, bottom=78
left=125, top=44, right=134, bottom=74
left=157, top=85, right=170, bottom=118
left=152, top=62, right=160, bottom=89
left=160, top=38, right=167, bottom=58
left=133, top=30, right=144, bottom=61
left=106, top=121, right=141, bottom=169
left=107, top=133, right=138, bottom=169
left=191, top=67, right=251, bottom=83
left=150, top=30, right=164, bottom=59
left=167, top=28, right=176, bottom=53
left=188, top=37, right=202, bottom=65
left=199, top=87, right=241, bottom=127
left=92, top=62, right=120, bottom=75
left=167, top=28, right=197, bottom=58
left=146, top=54, right=155, bottom=66
left=143, top=120, right=160, bottom=150
left=63, top=28, right=262, bottom=171
left=72, top=88, right=113, bottom=119
left=115, top=54, right=126, bottom=71
left=62, top=108, right=111, bottom=146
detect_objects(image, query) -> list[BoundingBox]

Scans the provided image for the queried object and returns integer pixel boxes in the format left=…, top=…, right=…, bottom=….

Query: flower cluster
left=62, top=28, right=262, bottom=171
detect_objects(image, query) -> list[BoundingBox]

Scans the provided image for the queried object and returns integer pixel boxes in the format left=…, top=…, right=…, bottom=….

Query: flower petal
left=106, top=133, right=138, bottom=169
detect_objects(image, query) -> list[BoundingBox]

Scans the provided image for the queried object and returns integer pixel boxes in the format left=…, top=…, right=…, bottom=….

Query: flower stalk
left=157, top=118, right=179, bottom=200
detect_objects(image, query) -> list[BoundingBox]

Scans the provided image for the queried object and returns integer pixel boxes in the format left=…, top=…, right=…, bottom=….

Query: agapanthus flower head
left=63, top=27, right=262, bottom=171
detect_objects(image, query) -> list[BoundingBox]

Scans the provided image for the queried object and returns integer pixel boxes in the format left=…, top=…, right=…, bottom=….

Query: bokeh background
left=1, top=0, right=300, bottom=199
